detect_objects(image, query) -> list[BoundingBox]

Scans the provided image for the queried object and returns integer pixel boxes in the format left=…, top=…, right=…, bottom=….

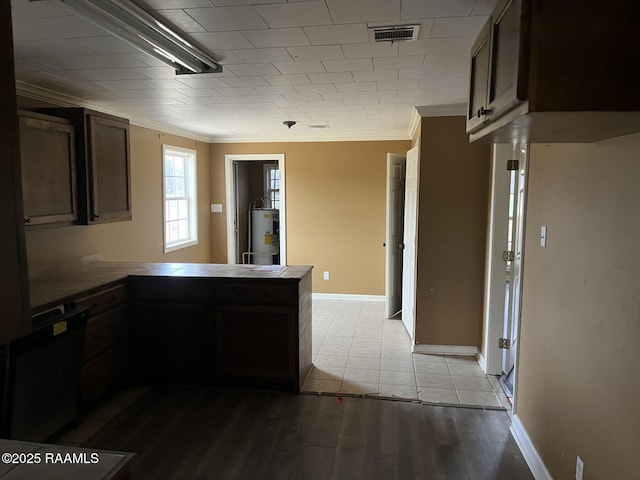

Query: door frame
left=400, top=145, right=420, bottom=344
left=385, top=153, right=406, bottom=319
left=481, top=143, right=529, bottom=409
left=224, top=154, right=286, bottom=265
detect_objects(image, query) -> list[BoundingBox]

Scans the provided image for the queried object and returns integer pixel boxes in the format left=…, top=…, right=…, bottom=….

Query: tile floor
left=303, top=299, right=511, bottom=409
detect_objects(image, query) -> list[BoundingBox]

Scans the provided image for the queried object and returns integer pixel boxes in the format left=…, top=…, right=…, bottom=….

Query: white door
left=385, top=153, right=406, bottom=318
left=503, top=144, right=529, bottom=385
left=401, top=145, right=420, bottom=342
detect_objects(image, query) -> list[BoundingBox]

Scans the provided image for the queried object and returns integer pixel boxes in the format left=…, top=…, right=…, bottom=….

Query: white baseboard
left=510, top=414, right=553, bottom=480
left=312, top=293, right=385, bottom=302
left=412, top=344, right=478, bottom=356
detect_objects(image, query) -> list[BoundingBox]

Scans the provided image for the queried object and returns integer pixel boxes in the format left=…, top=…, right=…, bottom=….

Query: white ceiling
left=11, top=0, right=494, bottom=142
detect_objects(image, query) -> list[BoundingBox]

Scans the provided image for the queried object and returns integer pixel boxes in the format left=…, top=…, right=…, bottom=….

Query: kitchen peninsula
left=29, top=262, right=313, bottom=403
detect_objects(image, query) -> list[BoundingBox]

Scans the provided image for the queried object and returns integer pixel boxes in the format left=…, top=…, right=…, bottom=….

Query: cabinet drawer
left=84, top=305, right=128, bottom=361
left=76, top=284, right=127, bottom=317
left=214, top=283, right=296, bottom=306
left=81, top=343, right=129, bottom=407
left=131, top=278, right=211, bottom=303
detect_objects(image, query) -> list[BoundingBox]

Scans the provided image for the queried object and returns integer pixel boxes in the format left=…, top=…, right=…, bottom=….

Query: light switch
left=540, top=225, right=547, bottom=247
left=210, top=204, right=223, bottom=213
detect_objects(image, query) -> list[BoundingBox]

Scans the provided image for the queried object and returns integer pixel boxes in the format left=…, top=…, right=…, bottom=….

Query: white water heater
left=250, top=208, right=279, bottom=264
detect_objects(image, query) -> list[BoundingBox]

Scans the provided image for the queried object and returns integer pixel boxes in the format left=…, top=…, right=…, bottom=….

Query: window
left=264, top=164, right=280, bottom=209
left=163, top=145, right=197, bottom=252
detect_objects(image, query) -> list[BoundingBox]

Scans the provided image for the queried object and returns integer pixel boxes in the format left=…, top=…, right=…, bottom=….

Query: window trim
left=162, top=145, right=198, bottom=253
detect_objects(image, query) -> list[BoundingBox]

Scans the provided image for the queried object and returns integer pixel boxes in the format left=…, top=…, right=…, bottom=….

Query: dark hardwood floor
left=82, top=387, right=533, bottom=480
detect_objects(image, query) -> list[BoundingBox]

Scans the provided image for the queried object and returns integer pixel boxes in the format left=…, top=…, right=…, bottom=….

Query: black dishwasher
left=2, top=305, right=88, bottom=442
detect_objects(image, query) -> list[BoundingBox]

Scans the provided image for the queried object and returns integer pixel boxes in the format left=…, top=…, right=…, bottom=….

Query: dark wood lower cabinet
left=215, top=305, right=296, bottom=390
left=131, top=303, right=212, bottom=383
left=128, top=275, right=311, bottom=392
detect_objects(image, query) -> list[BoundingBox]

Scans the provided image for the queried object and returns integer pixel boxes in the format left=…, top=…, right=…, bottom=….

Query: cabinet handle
left=24, top=217, right=31, bottom=224
left=477, top=107, right=493, bottom=118
left=91, top=213, right=100, bottom=221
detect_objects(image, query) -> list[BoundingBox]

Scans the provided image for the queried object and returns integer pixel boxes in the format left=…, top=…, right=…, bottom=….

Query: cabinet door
left=19, top=114, right=77, bottom=226
left=467, top=19, right=492, bottom=133
left=214, top=305, right=295, bottom=381
left=487, top=0, right=528, bottom=117
left=131, top=303, right=212, bottom=383
left=88, top=114, right=131, bottom=223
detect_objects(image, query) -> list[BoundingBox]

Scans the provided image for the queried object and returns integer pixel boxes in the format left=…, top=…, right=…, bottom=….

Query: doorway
left=481, top=143, right=529, bottom=404
left=385, top=153, right=406, bottom=319
left=384, top=146, right=420, bottom=345
left=224, top=154, right=287, bottom=265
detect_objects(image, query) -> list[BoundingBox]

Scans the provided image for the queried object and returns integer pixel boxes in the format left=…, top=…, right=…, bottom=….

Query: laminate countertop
left=29, top=262, right=313, bottom=314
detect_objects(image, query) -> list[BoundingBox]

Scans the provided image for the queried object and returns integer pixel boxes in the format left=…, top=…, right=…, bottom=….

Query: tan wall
left=209, top=140, right=411, bottom=294
left=414, top=116, right=491, bottom=347
left=516, top=134, right=640, bottom=479
left=25, top=125, right=211, bottom=268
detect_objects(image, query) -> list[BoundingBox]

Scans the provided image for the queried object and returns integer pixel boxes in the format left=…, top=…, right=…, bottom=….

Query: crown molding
left=209, top=132, right=410, bottom=144
left=415, top=103, right=467, bottom=117
left=408, top=107, right=421, bottom=141
left=15, top=81, right=212, bottom=143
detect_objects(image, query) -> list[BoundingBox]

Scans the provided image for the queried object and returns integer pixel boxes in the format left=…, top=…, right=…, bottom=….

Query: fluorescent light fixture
left=56, top=0, right=222, bottom=75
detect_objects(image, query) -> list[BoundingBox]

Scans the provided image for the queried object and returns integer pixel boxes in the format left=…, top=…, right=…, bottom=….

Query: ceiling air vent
left=368, top=24, right=420, bottom=43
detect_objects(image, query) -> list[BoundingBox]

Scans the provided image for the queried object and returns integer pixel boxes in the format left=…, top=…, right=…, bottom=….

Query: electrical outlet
left=323, top=271, right=330, bottom=280
left=576, top=456, right=584, bottom=480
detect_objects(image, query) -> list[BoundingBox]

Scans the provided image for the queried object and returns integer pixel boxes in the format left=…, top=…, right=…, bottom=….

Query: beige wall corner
left=209, top=140, right=412, bottom=295
left=516, top=134, right=640, bottom=479
left=414, top=116, right=491, bottom=347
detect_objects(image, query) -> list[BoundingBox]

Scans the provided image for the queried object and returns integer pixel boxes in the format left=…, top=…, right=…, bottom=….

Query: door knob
left=399, top=243, right=405, bottom=249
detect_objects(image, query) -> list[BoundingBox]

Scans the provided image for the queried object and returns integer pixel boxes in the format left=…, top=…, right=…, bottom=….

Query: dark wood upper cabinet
left=19, top=111, right=77, bottom=227
left=38, top=108, right=132, bottom=224
left=467, top=0, right=640, bottom=143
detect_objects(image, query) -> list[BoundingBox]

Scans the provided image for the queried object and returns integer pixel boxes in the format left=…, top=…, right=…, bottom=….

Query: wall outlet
left=576, top=456, right=584, bottom=480
left=210, top=203, right=223, bottom=213
left=323, top=271, right=330, bottom=280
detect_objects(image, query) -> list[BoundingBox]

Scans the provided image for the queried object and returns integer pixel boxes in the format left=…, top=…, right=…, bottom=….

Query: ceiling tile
left=335, top=82, right=376, bottom=92
left=12, top=16, right=104, bottom=41
left=294, top=84, right=337, bottom=94
left=326, top=0, right=401, bottom=24
left=154, top=10, right=208, bottom=33
left=303, top=24, right=369, bottom=46
left=219, top=76, right=270, bottom=87
left=373, top=55, right=424, bottom=71
left=286, top=46, right=344, bottom=62
left=143, top=0, right=215, bottom=9
left=255, top=85, right=298, bottom=95
left=430, top=16, right=488, bottom=38
left=55, top=68, right=152, bottom=81
left=225, top=63, right=281, bottom=76
left=263, top=74, right=311, bottom=85
left=322, top=58, right=373, bottom=73
left=342, top=42, right=398, bottom=59
left=353, top=70, right=398, bottom=82
left=184, top=6, right=268, bottom=31
left=232, top=47, right=292, bottom=63
left=256, top=2, right=332, bottom=28
left=174, top=76, right=229, bottom=88
left=70, top=36, right=139, bottom=55
left=471, top=0, right=499, bottom=15
left=399, top=36, right=475, bottom=56
left=189, top=32, right=255, bottom=50
left=14, top=39, right=96, bottom=57
left=243, top=28, right=310, bottom=48
left=375, top=79, right=419, bottom=90
left=10, top=0, right=70, bottom=19
left=401, top=0, right=474, bottom=19
left=321, top=91, right=359, bottom=100
left=36, top=53, right=149, bottom=70
left=211, top=0, right=286, bottom=5
left=216, top=87, right=258, bottom=97
left=422, top=52, right=469, bottom=77
left=273, top=61, right=326, bottom=74
left=307, top=72, right=353, bottom=83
